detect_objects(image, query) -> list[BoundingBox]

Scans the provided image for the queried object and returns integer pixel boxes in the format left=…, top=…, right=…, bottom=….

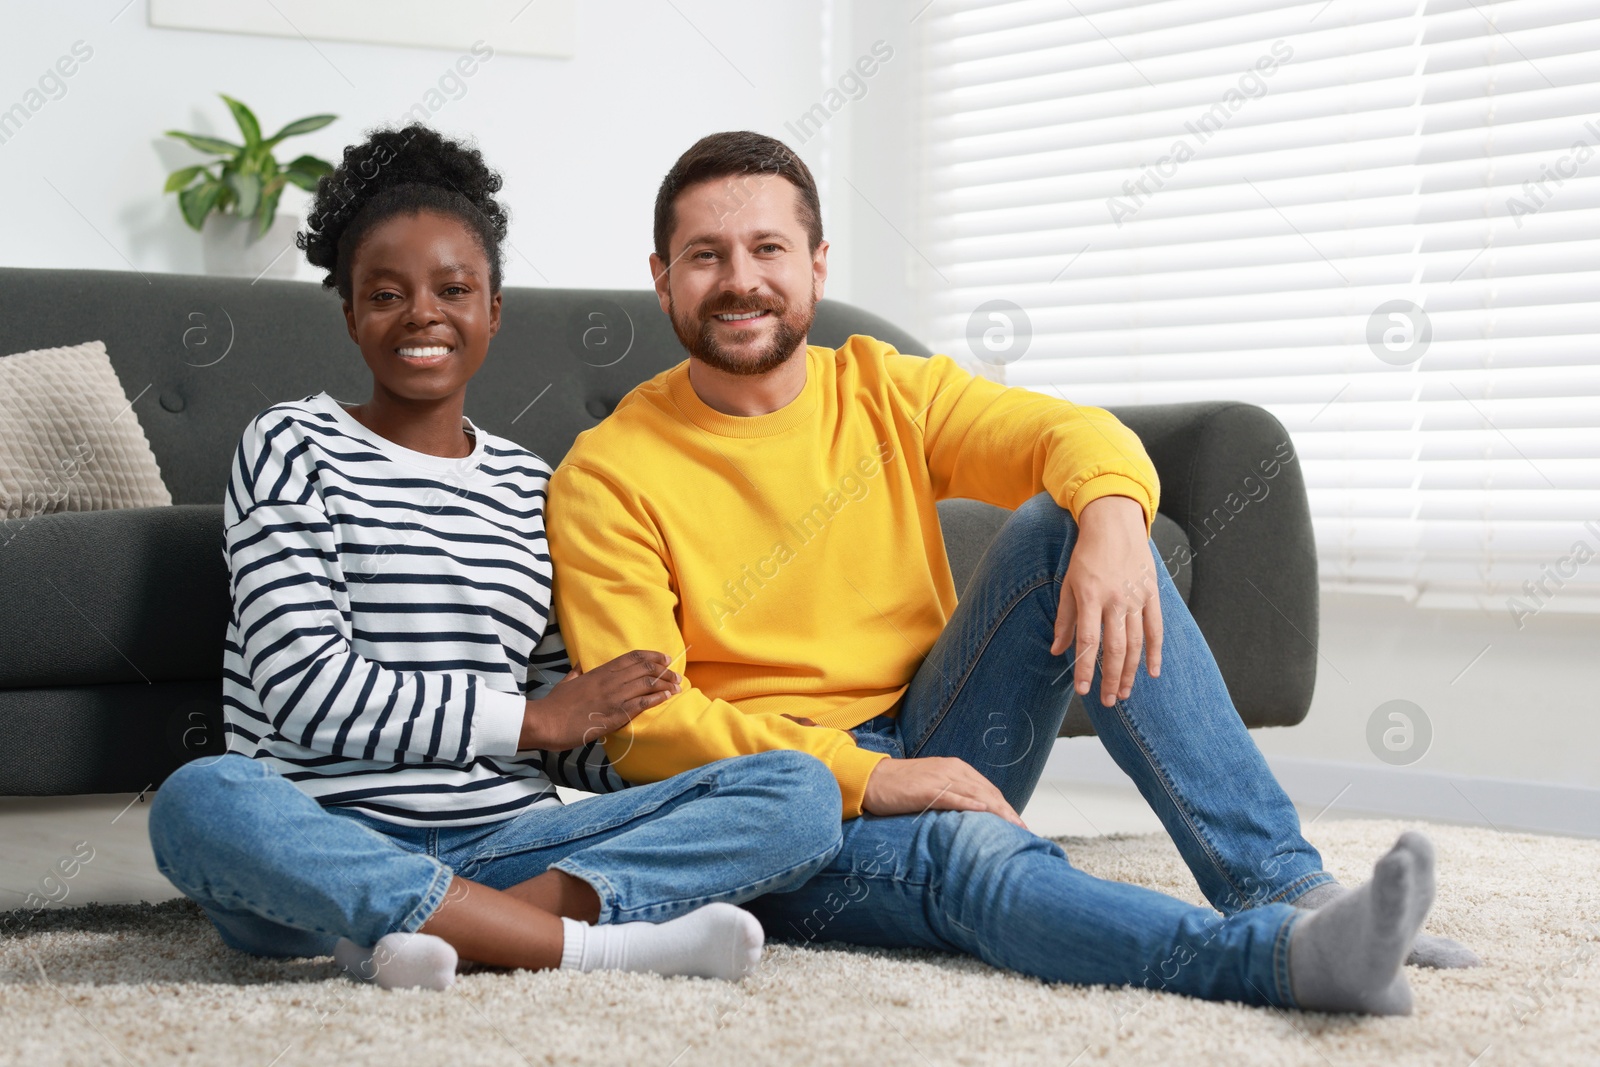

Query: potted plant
left=162, top=95, right=336, bottom=278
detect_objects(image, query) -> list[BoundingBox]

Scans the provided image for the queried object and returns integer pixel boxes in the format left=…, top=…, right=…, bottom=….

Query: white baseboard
left=1043, top=739, right=1600, bottom=840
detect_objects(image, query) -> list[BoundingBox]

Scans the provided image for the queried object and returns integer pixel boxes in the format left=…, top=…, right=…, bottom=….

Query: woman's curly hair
left=297, top=124, right=509, bottom=299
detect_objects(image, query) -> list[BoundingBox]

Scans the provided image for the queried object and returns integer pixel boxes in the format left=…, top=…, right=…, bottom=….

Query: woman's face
left=342, top=209, right=501, bottom=403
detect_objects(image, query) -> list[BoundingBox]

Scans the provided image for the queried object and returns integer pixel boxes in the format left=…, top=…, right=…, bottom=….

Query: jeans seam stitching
left=1275, top=906, right=1303, bottom=1008
left=396, top=860, right=454, bottom=936
left=1111, top=700, right=1254, bottom=907
left=1264, top=871, right=1337, bottom=908
left=904, top=571, right=1059, bottom=759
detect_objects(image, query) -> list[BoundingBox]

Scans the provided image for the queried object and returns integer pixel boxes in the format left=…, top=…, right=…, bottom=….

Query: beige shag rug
left=3, top=818, right=1596, bottom=1067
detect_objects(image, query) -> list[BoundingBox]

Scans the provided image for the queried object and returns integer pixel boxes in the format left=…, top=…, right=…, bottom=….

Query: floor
left=0, top=780, right=1213, bottom=912
left=9, top=815, right=1594, bottom=1067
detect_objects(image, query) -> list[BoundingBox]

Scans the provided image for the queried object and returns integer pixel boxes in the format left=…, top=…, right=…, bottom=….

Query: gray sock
left=1294, top=878, right=1481, bottom=969
left=1286, top=831, right=1435, bottom=1014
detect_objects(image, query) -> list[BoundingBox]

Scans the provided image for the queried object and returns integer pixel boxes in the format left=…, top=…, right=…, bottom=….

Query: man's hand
left=1052, top=495, right=1163, bottom=707
left=519, top=650, right=682, bottom=750
left=861, top=756, right=1027, bottom=829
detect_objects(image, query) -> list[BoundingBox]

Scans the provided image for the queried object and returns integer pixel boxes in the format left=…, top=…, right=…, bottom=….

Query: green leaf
left=163, top=164, right=207, bottom=193
left=265, top=113, right=336, bottom=145
left=178, top=179, right=224, bottom=231
left=227, top=171, right=261, bottom=218
left=285, top=153, right=333, bottom=176
left=282, top=153, right=333, bottom=192
left=256, top=179, right=287, bottom=240
left=219, top=94, right=262, bottom=148
left=165, top=130, right=243, bottom=157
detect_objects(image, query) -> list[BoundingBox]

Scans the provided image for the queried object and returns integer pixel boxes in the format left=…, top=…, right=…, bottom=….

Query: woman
left=148, top=125, right=842, bottom=990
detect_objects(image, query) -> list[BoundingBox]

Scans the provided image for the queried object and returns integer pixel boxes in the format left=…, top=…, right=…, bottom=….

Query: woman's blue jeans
left=745, top=493, right=1334, bottom=1009
left=149, top=749, right=842, bottom=959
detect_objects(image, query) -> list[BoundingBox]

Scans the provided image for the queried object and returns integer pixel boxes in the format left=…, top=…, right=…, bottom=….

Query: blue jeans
left=149, top=749, right=841, bottom=959
left=745, top=493, right=1334, bottom=1008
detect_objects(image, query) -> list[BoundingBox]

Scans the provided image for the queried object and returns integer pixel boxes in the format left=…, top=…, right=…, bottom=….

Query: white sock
left=558, top=902, right=763, bottom=981
left=334, top=931, right=458, bottom=991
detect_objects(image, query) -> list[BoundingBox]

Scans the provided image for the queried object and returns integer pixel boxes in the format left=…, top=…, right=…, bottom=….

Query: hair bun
left=297, top=124, right=508, bottom=297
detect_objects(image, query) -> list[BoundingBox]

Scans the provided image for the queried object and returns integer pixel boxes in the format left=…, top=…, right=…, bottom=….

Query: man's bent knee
left=995, top=493, right=1079, bottom=573
left=1013, top=491, right=1076, bottom=535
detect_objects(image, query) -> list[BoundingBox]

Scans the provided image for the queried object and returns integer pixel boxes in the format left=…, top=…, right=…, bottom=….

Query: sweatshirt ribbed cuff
left=830, top=744, right=892, bottom=820
left=1068, top=474, right=1157, bottom=538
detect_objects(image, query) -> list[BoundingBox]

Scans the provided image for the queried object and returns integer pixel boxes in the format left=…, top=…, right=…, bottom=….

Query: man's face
left=650, top=173, right=828, bottom=376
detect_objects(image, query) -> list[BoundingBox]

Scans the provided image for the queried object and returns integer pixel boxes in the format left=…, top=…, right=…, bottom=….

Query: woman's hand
left=518, top=650, right=683, bottom=751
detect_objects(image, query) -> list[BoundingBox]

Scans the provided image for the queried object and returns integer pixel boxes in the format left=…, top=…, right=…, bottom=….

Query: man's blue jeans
left=149, top=750, right=842, bottom=958
left=745, top=493, right=1335, bottom=1009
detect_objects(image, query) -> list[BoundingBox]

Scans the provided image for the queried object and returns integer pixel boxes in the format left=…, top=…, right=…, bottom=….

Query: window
left=920, top=0, right=1600, bottom=613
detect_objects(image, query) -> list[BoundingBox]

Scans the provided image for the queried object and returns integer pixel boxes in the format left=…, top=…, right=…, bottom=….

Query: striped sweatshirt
left=220, top=393, right=622, bottom=828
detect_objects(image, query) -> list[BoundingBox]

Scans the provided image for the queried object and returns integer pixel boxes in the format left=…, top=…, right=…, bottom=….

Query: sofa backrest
left=0, top=267, right=930, bottom=505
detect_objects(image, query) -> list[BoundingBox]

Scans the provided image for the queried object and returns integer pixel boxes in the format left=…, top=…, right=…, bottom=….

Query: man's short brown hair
left=653, top=131, right=823, bottom=265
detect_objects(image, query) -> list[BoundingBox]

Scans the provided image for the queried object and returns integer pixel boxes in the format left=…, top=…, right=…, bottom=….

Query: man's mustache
left=698, top=296, right=785, bottom=318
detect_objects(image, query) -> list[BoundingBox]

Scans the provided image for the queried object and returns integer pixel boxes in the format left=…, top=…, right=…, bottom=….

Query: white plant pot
left=201, top=212, right=302, bottom=280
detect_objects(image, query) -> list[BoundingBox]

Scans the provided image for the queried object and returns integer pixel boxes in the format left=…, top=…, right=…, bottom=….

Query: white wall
left=0, top=1, right=842, bottom=293
left=1254, top=590, right=1599, bottom=788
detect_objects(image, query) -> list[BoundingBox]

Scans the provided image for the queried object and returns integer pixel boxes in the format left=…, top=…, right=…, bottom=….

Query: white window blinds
left=919, top=0, right=1600, bottom=615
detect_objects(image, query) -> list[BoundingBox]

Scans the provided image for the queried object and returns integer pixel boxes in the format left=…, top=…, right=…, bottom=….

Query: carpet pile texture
left=3, top=818, right=1596, bottom=1066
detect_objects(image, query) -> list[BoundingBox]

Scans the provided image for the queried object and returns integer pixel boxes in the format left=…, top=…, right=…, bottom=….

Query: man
left=546, top=131, right=1476, bottom=1013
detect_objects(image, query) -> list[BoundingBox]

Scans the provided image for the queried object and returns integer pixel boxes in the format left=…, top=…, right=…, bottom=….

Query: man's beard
left=668, top=289, right=815, bottom=377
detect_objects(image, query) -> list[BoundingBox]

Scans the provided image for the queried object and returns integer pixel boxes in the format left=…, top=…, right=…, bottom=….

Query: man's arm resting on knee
left=885, top=346, right=1167, bottom=706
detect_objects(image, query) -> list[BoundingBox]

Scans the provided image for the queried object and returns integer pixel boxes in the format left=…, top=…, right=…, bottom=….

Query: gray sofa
left=0, top=266, right=1318, bottom=796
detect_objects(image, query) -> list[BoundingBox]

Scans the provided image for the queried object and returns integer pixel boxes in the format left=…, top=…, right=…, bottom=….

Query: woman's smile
left=394, top=341, right=456, bottom=367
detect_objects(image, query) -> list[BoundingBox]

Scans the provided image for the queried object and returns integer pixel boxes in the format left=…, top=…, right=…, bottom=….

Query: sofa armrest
left=1104, top=401, right=1318, bottom=729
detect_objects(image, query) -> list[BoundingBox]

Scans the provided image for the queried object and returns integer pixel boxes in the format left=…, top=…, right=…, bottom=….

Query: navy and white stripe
left=221, top=393, right=623, bottom=828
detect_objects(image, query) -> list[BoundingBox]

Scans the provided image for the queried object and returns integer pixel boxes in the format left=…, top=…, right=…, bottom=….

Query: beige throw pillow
left=0, top=340, right=172, bottom=520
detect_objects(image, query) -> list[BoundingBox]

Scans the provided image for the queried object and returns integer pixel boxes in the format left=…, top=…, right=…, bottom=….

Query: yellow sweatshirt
left=546, top=335, right=1159, bottom=818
